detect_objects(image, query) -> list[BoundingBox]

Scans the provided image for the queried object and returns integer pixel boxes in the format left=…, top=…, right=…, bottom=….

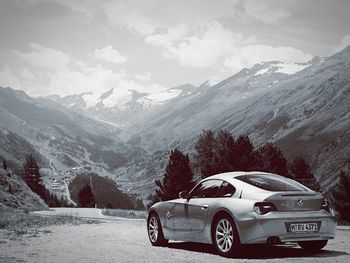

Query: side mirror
left=179, top=190, right=190, bottom=199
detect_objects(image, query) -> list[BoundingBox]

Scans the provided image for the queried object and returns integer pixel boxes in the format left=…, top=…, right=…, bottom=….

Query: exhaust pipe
left=267, top=236, right=281, bottom=244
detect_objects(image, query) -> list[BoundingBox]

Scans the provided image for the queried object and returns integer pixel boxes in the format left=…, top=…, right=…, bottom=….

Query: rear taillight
left=254, top=202, right=277, bottom=215
left=321, top=199, right=333, bottom=213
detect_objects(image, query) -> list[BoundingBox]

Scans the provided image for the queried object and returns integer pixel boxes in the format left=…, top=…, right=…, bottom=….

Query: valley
left=1, top=46, right=350, bottom=202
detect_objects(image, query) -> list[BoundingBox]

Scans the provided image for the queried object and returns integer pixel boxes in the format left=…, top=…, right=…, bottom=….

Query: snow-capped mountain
left=48, top=84, right=197, bottom=126
left=112, top=47, right=350, bottom=197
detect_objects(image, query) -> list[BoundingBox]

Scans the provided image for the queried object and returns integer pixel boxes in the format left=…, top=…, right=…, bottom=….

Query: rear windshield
left=236, top=174, right=309, bottom=192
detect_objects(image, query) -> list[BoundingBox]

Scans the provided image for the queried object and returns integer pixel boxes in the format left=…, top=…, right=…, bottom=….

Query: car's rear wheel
left=298, top=240, right=328, bottom=251
left=212, top=215, right=241, bottom=257
left=147, top=213, right=168, bottom=246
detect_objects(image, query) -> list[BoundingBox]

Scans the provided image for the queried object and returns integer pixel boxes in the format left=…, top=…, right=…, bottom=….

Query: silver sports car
left=147, top=171, right=336, bottom=257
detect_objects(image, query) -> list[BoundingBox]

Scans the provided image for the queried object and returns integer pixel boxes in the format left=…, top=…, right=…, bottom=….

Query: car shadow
left=166, top=242, right=348, bottom=259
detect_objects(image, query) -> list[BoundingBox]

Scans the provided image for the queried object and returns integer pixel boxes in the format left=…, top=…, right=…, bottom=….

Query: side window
left=190, top=180, right=222, bottom=198
left=217, top=181, right=236, bottom=197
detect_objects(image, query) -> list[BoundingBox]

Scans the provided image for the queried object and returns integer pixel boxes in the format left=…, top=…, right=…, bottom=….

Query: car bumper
left=235, top=210, right=336, bottom=244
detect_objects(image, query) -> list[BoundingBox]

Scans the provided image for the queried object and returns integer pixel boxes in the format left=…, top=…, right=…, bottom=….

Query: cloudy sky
left=0, top=0, right=349, bottom=97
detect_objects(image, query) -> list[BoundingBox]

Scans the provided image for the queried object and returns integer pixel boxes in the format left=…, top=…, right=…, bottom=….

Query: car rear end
left=240, top=192, right=335, bottom=244
left=234, top=173, right=336, bottom=245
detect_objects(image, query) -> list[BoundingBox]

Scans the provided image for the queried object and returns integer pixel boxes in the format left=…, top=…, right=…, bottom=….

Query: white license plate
left=289, top=223, right=318, bottom=232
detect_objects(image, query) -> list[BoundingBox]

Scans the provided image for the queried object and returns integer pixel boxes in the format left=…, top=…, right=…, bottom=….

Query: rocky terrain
left=0, top=168, right=47, bottom=222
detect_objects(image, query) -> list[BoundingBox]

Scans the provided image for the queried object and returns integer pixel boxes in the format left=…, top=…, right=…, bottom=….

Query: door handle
left=166, top=211, right=173, bottom=218
left=201, top=205, right=208, bottom=210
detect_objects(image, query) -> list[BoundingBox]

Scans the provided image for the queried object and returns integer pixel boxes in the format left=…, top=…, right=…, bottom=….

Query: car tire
left=212, top=214, right=241, bottom=257
left=298, top=240, right=328, bottom=251
left=147, top=212, right=168, bottom=246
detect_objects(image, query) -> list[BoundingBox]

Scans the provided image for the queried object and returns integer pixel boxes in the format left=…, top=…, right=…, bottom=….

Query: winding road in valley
left=1, top=208, right=349, bottom=263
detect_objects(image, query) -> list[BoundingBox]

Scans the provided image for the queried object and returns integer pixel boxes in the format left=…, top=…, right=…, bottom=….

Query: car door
left=173, top=179, right=223, bottom=233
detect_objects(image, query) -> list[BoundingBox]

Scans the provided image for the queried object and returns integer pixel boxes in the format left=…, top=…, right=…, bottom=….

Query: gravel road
left=0, top=208, right=349, bottom=263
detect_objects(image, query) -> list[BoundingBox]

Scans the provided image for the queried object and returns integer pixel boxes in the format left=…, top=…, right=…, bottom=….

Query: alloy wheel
left=148, top=216, right=159, bottom=243
left=215, top=218, right=234, bottom=252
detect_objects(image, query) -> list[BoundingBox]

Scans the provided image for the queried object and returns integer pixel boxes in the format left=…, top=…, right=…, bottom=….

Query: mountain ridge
left=112, top=46, right=350, bottom=197
left=1, top=46, right=349, bottom=200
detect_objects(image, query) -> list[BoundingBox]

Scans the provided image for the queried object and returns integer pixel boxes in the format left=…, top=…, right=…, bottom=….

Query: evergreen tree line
left=77, top=184, right=95, bottom=208
left=21, top=154, right=70, bottom=207
left=4, top=155, right=144, bottom=210
left=152, top=129, right=350, bottom=222
left=194, top=129, right=320, bottom=190
left=154, top=129, right=320, bottom=204
left=70, top=173, right=144, bottom=210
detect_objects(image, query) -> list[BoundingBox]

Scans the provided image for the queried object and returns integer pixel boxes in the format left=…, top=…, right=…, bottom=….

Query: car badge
left=297, top=199, right=304, bottom=206
left=280, top=201, right=289, bottom=207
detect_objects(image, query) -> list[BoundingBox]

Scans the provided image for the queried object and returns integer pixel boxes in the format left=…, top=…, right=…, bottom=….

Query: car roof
left=203, top=171, right=276, bottom=183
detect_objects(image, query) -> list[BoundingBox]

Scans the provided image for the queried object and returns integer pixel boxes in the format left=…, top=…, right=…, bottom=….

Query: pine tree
left=234, top=135, right=257, bottom=171
left=155, top=149, right=195, bottom=201
left=78, top=184, right=95, bottom=207
left=195, top=130, right=217, bottom=178
left=289, top=156, right=320, bottom=191
left=23, top=154, right=45, bottom=198
left=257, top=143, right=289, bottom=176
left=2, top=159, right=7, bottom=170
left=214, top=130, right=237, bottom=173
left=332, top=166, right=350, bottom=222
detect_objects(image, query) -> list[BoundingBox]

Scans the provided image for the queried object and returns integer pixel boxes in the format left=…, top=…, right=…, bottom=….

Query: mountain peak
left=252, top=61, right=310, bottom=75
left=0, top=86, right=31, bottom=100
left=98, top=88, right=114, bottom=101
left=339, top=45, right=350, bottom=53
left=328, top=45, right=350, bottom=62
left=199, top=80, right=217, bottom=88
left=169, top=83, right=197, bottom=91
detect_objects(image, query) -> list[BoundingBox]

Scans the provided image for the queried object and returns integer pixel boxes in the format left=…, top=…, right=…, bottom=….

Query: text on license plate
left=289, top=223, right=318, bottom=232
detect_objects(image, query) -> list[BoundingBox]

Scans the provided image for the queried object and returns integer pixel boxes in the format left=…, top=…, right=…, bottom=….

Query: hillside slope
left=0, top=168, right=47, bottom=215
left=0, top=87, right=146, bottom=199
left=121, top=47, right=350, bottom=192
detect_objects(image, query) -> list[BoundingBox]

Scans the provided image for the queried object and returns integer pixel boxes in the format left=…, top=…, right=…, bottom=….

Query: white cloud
left=27, top=0, right=97, bottom=17
left=333, top=34, right=350, bottom=53
left=14, top=43, right=71, bottom=70
left=93, top=45, right=127, bottom=64
left=146, top=21, right=241, bottom=68
left=21, top=68, right=36, bottom=80
left=243, top=0, right=292, bottom=25
left=145, top=21, right=311, bottom=72
left=101, top=1, right=156, bottom=35
left=134, top=72, right=152, bottom=82
left=0, top=67, right=21, bottom=88
left=224, top=44, right=312, bottom=73
left=7, top=43, right=163, bottom=98
left=0, top=66, right=44, bottom=95
left=145, top=24, right=189, bottom=48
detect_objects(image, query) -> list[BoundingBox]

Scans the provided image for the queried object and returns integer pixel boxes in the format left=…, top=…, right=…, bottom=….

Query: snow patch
left=137, top=89, right=182, bottom=107
left=255, top=62, right=310, bottom=76
left=255, top=67, right=270, bottom=75
left=102, top=89, right=133, bottom=108
left=82, top=92, right=101, bottom=108
left=276, top=63, right=309, bottom=74
left=206, top=79, right=218, bottom=86
left=96, top=119, right=122, bottom=128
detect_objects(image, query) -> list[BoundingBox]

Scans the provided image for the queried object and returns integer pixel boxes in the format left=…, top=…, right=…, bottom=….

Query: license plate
left=288, top=223, right=318, bottom=232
